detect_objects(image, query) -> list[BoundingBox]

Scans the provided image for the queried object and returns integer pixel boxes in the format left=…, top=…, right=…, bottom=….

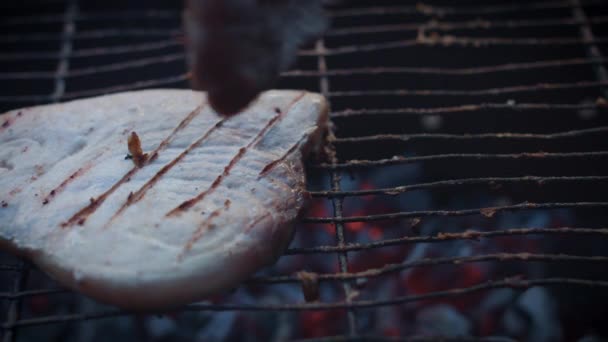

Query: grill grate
left=1, top=0, right=608, bottom=341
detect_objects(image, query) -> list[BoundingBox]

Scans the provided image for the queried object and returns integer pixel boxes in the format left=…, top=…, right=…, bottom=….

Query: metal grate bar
left=302, top=202, right=608, bottom=223
left=0, top=278, right=605, bottom=330
left=2, top=2, right=78, bottom=341
left=282, top=57, right=608, bottom=77
left=0, top=40, right=180, bottom=61
left=1, top=56, right=605, bottom=81
left=330, top=0, right=608, bottom=17
left=0, top=10, right=180, bottom=26
left=50, top=0, right=77, bottom=102
left=293, top=336, right=517, bottom=342
left=61, top=74, right=188, bottom=100
left=3, top=80, right=608, bottom=104
left=6, top=233, right=608, bottom=294
left=317, top=39, right=358, bottom=337
left=314, top=152, right=608, bottom=169
left=332, top=102, right=605, bottom=117
left=4, top=252, right=605, bottom=296
left=334, top=127, right=608, bottom=144
left=287, top=227, right=608, bottom=254
left=188, top=278, right=608, bottom=310
left=0, top=53, right=185, bottom=80
left=299, top=36, right=608, bottom=57
left=1, top=261, right=28, bottom=342
left=0, top=288, right=67, bottom=300
left=5, top=15, right=608, bottom=43
left=251, top=253, right=608, bottom=284
left=5, top=14, right=608, bottom=45
left=3, top=36, right=608, bottom=62
left=310, top=176, right=608, bottom=198
left=0, top=265, right=21, bottom=272
left=0, top=29, right=180, bottom=43
left=0, top=74, right=188, bottom=103
left=328, top=80, right=608, bottom=97
left=1, top=1, right=605, bottom=26
left=572, top=0, right=608, bottom=98
left=328, top=16, right=608, bottom=36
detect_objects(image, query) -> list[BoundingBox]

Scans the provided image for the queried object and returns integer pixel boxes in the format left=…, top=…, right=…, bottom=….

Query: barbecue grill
left=1, top=0, right=608, bottom=341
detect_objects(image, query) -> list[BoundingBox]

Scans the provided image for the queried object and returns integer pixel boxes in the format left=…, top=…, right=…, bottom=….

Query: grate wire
left=316, top=39, right=359, bottom=337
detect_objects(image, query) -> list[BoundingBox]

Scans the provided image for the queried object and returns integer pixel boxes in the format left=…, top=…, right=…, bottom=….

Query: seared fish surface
left=0, top=89, right=328, bottom=310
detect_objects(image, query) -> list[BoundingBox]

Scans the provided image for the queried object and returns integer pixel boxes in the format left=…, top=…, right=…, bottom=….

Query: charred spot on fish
left=77, top=218, right=86, bottom=226
left=124, top=154, right=133, bottom=160
left=16, top=111, right=22, bottom=117
left=2, top=120, right=9, bottom=128
left=42, top=199, right=49, bottom=205
left=50, top=190, right=56, bottom=196
left=179, top=200, right=195, bottom=211
left=224, top=199, right=231, bottom=208
left=274, top=107, right=281, bottom=114
left=1, top=201, right=8, bottom=208
left=89, top=197, right=96, bottom=204
left=0, top=160, right=13, bottom=171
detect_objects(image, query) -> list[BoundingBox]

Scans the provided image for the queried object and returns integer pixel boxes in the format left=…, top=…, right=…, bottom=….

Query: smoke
left=184, top=0, right=328, bottom=115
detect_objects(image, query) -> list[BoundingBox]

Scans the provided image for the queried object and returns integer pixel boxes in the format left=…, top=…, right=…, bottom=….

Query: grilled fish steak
left=0, top=89, right=328, bottom=310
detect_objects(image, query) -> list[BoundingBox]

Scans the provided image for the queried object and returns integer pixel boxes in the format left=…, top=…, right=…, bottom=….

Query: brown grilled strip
left=61, top=103, right=205, bottom=227
left=245, top=212, right=271, bottom=233
left=259, top=134, right=309, bottom=177
left=43, top=165, right=93, bottom=206
left=167, top=92, right=306, bottom=216
left=61, top=169, right=139, bottom=227
left=42, top=149, right=109, bottom=205
left=148, top=102, right=205, bottom=162
left=107, top=113, right=225, bottom=225
left=179, top=199, right=231, bottom=259
left=0, top=112, right=20, bottom=133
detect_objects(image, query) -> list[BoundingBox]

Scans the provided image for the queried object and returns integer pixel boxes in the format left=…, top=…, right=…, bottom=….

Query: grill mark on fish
left=0, top=111, right=23, bottom=134
left=106, top=115, right=226, bottom=226
left=178, top=199, right=231, bottom=260
left=61, top=103, right=206, bottom=228
left=150, top=103, right=204, bottom=159
left=258, top=133, right=310, bottom=177
left=245, top=212, right=271, bottom=233
left=42, top=150, right=108, bottom=206
left=43, top=165, right=93, bottom=206
left=166, top=92, right=306, bottom=217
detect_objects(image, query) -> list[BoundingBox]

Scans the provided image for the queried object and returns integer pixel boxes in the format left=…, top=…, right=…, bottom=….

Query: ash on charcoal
left=502, top=286, right=562, bottom=342
left=146, top=316, right=176, bottom=339
left=415, top=304, right=471, bottom=336
left=195, top=311, right=237, bottom=341
left=578, top=334, right=607, bottom=342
